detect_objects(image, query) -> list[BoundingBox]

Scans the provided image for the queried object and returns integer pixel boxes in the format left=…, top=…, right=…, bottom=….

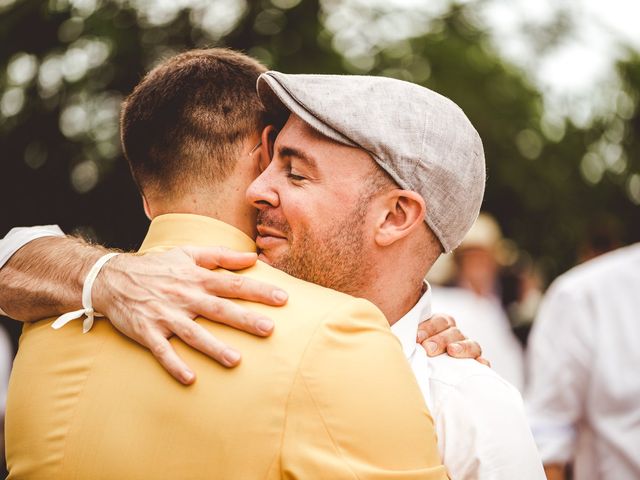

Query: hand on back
left=92, top=246, right=288, bottom=384
left=92, top=246, right=488, bottom=384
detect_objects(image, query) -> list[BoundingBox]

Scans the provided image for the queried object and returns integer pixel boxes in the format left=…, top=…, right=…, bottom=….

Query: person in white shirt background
left=526, top=242, right=640, bottom=480
left=429, top=213, right=528, bottom=391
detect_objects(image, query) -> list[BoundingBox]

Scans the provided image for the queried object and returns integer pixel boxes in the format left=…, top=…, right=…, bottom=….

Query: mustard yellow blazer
left=6, top=214, right=446, bottom=479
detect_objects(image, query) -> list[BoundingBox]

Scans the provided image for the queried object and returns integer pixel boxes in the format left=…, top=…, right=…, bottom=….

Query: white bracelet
left=51, top=252, right=120, bottom=333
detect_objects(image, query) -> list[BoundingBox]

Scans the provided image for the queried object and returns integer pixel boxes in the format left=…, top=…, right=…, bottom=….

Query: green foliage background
left=1, top=0, right=639, bottom=281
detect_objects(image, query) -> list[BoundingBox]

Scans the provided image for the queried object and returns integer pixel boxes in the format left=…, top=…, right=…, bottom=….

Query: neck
left=149, top=191, right=256, bottom=239
left=357, top=237, right=438, bottom=325
left=367, top=280, right=424, bottom=326
left=356, top=257, right=427, bottom=326
left=148, top=151, right=262, bottom=238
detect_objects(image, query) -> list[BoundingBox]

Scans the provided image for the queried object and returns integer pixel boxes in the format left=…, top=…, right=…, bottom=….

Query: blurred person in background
left=501, top=255, right=545, bottom=347
left=526, top=242, right=640, bottom=480
left=431, top=213, right=526, bottom=391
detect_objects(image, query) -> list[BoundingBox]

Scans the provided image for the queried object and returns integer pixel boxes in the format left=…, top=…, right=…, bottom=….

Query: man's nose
left=246, top=167, right=279, bottom=210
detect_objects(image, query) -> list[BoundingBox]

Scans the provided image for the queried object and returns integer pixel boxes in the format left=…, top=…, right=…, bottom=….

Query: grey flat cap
left=257, top=71, right=486, bottom=253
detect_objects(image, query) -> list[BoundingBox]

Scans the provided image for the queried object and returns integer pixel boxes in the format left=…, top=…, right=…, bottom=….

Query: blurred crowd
left=429, top=212, right=639, bottom=479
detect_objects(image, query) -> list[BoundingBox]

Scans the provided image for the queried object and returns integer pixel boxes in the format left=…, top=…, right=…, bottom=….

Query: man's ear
left=142, top=195, right=152, bottom=220
left=374, top=190, right=426, bottom=247
left=258, top=124, right=277, bottom=172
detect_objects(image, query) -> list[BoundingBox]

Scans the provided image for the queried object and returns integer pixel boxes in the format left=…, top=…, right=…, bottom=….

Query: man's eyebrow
left=278, top=145, right=318, bottom=170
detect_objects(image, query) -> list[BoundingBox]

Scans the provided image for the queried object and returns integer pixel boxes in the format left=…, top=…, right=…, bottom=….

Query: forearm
left=0, top=236, right=112, bottom=321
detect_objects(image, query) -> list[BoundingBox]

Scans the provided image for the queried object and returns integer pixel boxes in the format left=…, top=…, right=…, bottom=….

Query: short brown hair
left=120, top=48, right=267, bottom=197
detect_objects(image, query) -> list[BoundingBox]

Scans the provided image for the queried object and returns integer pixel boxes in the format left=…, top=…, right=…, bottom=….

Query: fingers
left=145, top=318, right=245, bottom=385
left=146, top=333, right=196, bottom=385
left=200, top=271, right=288, bottom=306
left=195, top=296, right=275, bottom=337
left=416, top=313, right=456, bottom=343
left=447, top=339, right=483, bottom=360
left=420, top=326, right=466, bottom=357
left=182, top=246, right=258, bottom=271
left=98, top=247, right=282, bottom=384
left=184, top=246, right=289, bottom=306
left=172, top=318, right=242, bottom=368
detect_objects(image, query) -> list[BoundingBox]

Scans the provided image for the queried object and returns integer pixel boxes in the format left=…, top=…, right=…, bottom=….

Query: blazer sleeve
left=279, top=297, right=448, bottom=479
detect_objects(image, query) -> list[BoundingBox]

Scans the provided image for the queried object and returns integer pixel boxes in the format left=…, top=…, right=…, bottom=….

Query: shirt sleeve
left=525, top=279, right=594, bottom=465
left=0, top=225, right=65, bottom=316
left=0, top=225, right=65, bottom=270
left=436, top=372, right=546, bottom=480
left=279, top=297, right=448, bottom=479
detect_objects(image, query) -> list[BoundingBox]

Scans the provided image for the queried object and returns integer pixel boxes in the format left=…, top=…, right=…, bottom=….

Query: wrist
left=72, top=250, right=102, bottom=307
left=91, top=252, right=125, bottom=317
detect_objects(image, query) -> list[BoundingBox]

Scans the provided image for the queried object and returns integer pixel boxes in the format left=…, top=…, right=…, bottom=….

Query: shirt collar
left=139, top=214, right=257, bottom=254
left=390, top=283, right=433, bottom=359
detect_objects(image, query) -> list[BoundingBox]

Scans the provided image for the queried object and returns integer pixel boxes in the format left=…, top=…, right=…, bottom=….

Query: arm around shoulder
left=280, top=296, right=447, bottom=479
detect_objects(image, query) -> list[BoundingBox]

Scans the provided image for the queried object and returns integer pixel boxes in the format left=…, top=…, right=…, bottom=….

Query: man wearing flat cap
left=248, top=71, right=545, bottom=479
left=6, top=49, right=451, bottom=480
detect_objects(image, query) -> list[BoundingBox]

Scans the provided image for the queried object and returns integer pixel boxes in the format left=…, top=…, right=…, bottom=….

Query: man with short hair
left=6, top=49, right=447, bottom=479
left=247, top=71, right=545, bottom=479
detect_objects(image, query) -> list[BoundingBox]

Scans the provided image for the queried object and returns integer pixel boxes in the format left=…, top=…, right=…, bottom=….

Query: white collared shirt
left=391, top=287, right=545, bottom=480
left=526, top=244, right=640, bottom=479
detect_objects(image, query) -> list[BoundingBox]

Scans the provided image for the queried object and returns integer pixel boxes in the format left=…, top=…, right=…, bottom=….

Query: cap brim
left=257, top=72, right=357, bottom=147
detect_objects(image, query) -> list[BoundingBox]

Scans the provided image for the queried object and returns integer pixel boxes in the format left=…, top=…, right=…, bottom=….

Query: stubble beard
left=257, top=200, right=372, bottom=296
